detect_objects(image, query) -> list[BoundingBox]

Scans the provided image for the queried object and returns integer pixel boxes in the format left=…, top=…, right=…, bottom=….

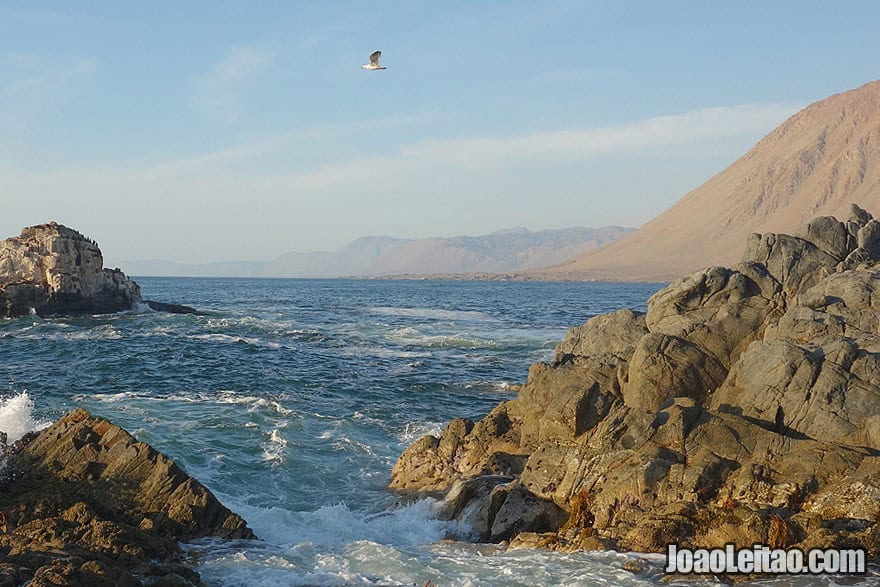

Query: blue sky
left=2, top=1, right=879, bottom=264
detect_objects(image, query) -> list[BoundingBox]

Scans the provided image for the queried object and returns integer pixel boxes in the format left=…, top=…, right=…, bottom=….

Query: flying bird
left=361, top=50, right=386, bottom=70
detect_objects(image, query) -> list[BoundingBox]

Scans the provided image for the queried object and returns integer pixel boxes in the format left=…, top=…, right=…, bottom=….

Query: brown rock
left=390, top=207, right=880, bottom=564
left=0, top=408, right=254, bottom=586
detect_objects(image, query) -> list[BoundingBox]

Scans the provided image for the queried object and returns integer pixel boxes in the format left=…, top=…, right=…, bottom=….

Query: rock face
left=0, top=408, right=254, bottom=586
left=0, top=223, right=141, bottom=318
left=392, top=204, right=880, bottom=559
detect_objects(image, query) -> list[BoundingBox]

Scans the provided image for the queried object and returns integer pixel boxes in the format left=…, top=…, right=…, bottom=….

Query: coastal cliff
left=0, top=408, right=254, bottom=586
left=0, top=223, right=141, bottom=318
left=392, top=204, right=880, bottom=557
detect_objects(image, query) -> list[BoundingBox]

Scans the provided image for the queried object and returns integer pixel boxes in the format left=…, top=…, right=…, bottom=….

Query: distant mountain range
left=534, top=79, right=880, bottom=281
left=124, top=226, right=634, bottom=278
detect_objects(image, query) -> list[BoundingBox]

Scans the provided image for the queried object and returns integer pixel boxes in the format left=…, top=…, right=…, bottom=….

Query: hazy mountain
left=533, top=80, right=880, bottom=281
left=124, top=226, right=633, bottom=278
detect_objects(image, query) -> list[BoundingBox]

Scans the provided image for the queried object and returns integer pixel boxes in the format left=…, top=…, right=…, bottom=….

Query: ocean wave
left=226, top=498, right=469, bottom=547
left=0, top=392, right=51, bottom=444
left=4, top=323, right=122, bottom=341
left=71, top=390, right=297, bottom=417
left=395, top=420, right=444, bottom=443
left=261, top=427, right=288, bottom=465
left=368, top=306, right=496, bottom=322
left=385, top=327, right=498, bottom=349
left=463, top=381, right=520, bottom=393
left=188, top=333, right=262, bottom=345
left=339, top=345, right=433, bottom=359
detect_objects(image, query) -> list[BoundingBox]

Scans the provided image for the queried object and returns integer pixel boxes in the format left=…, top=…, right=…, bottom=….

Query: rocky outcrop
left=0, top=223, right=141, bottom=318
left=0, top=408, right=254, bottom=586
left=391, top=204, right=880, bottom=560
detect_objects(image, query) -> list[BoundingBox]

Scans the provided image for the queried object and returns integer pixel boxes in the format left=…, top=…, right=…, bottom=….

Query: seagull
left=361, top=50, right=386, bottom=70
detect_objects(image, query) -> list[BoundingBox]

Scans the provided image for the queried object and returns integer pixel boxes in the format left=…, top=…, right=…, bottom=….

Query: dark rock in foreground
left=0, top=408, right=254, bottom=586
left=391, top=203, right=880, bottom=560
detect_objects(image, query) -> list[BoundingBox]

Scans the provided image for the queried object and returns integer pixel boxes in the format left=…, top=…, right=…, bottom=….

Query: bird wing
left=370, top=51, right=382, bottom=66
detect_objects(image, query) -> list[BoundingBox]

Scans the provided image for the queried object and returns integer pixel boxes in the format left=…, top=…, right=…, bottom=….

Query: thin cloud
left=520, top=67, right=626, bottom=87
left=127, top=113, right=446, bottom=180
left=193, top=46, right=273, bottom=122
left=284, top=101, right=804, bottom=192
left=0, top=52, right=96, bottom=105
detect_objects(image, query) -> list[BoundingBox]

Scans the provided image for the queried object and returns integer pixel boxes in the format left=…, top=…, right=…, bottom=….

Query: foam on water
left=261, top=427, right=288, bottom=464
left=386, top=327, right=498, bottom=349
left=0, top=392, right=51, bottom=444
left=12, top=278, right=854, bottom=586
left=221, top=498, right=469, bottom=548
left=396, top=420, right=444, bottom=443
left=187, top=530, right=678, bottom=587
left=367, top=307, right=496, bottom=321
left=72, top=390, right=296, bottom=417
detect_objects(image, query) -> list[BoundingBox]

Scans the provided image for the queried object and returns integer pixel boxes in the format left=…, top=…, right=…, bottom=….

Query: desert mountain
left=536, top=80, right=880, bottom=281
left=124, top=226, right=632, bottom=278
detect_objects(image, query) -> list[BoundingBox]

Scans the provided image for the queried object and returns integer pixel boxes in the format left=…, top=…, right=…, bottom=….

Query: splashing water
left=0, top=392, right=51, bottom=444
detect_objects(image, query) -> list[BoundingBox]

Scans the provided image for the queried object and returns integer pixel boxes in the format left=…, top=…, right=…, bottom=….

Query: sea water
left=0, top=278, right=875, bottom=586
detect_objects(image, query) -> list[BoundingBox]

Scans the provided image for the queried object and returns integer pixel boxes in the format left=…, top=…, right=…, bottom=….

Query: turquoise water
left=1, top=278, right=873, bottom=586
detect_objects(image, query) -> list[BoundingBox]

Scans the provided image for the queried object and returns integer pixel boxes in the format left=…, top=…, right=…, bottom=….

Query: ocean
left=0, top=278, right=872, bottom=586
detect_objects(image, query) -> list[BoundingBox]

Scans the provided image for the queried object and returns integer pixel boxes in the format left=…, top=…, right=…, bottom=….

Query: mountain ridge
left=531, top=80, right=880, bottom=281
left=123, top=225, right=634, bottom=278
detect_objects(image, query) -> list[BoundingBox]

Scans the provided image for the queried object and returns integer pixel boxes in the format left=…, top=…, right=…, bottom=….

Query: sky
left=1, top=1, right=879, bottom=265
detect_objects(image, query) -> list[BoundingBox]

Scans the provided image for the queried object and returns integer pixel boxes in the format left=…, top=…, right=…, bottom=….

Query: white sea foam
left=396, top=420, right=444, bottom=443
left=368, top=306, right=495, bottom=321
left=0, top=392, right=51, bottom=444
left=261, top=427, right=288, bottom=464
left=71, top=390, right=296, bottom=417
left=386, top=327, right=496, bottom=349
left=10, top=324, right=122, bottom=341
left=463, top=380, right=519, bottom=393
left=188, top=519, right=674, bottom=587
left=230, top=498, right=469, bottom=547
left=189, top=333, right=261, bottom=345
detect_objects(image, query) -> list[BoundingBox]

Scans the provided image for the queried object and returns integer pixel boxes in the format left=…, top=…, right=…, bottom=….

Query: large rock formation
left=0, top=408, right=254, bottom=586
left=531, top=79, right=880, bottom=281
left=392, top=204, right=880, bottom=559
left=0, top=223, right=141, bottom=318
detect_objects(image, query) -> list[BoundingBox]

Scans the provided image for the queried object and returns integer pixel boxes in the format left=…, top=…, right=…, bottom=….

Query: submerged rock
left=0, top=408, right=254, bottom=586
left=391, top=203, right=880, bottom=561
left=144, top=300, right=202, bottom=315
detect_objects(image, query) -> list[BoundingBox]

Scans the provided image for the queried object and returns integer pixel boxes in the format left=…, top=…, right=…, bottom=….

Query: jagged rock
left=795, top=216, right=851, bottom=260
left=0, top=408, right=254, bottom=586
left=552, top=309, right=647, bottom=367
left=645, top=263, right=784, bottom=368
left=742, top=232, right=839, bottom=299
left=848, top=203, right=873, bottom=226
left=0, top=223, right=141, bottom=317
left=487, top=484, right=567, bottom=542
left=390, top=207, right=880, bottom=561
left=623, top=333, right=726, bottom=412
left=517, top=362, right=618, bottom=445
